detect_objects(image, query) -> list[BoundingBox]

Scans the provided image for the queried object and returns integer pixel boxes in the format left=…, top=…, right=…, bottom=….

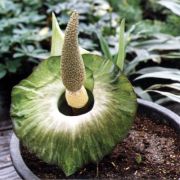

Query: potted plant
left=10, top=12, right=180, bottom=179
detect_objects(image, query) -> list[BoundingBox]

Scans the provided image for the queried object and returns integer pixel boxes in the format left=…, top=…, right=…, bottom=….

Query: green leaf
left=116, top=19, right=125, bottom=71
left=0, top=64, right=6, bottom=70
left=134, top=87, right=152, bottom=101
left=97, top=33, right=113, bottom=61
left=136, top=67, right=177, bottom=74
left=155, top=97, right=171, bottom=104
left=148, top=83, right=180, bottom=91
left=50, top=13, right=64, bottom=57
left=135, top=153, right=142, bottom=164
left=130, top=34, right=180, bottom=51
left=135, top=67, right=180, bottom=82
left=158, top=0, right=180, bottom=16
left=161, top=52, right=180, bottom=59
left=50, top=13, right=89, bottom=57
left=5, top=60, right=21, bottom=73
left=136, top=72, right=180, bottom=82
left=125, top=51, right=161, bottom=75
left=0, top=70, right=6, bottom=79
left=147, top=90, right=180, bottom=103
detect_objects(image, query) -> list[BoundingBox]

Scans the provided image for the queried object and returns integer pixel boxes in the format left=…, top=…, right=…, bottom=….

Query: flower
left=11, top=11, right=137, bottom=176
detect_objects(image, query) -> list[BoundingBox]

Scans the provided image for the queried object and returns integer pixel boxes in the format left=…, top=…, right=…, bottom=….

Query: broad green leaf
left=116, top=19, right=125, bottom=71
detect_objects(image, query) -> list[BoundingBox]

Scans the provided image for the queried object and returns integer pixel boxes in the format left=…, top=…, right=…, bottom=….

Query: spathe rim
left=11, top=54, right=137, bottom=175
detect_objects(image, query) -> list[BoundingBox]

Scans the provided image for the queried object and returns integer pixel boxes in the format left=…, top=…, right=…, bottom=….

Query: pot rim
left=10, top=99, right=180, bottom=180
left=138, top=99, right=180, bottom=132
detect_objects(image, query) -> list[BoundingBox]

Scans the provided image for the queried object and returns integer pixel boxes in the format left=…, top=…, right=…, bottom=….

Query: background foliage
left=0, top=0, right=180, bottom=104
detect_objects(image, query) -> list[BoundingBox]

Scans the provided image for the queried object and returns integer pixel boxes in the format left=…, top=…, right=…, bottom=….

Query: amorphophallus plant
left=11, top=11, right=137, bottom=176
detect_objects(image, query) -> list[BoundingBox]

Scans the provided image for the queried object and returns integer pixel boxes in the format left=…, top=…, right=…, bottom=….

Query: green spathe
left=11, top=54, right=137, bottom=176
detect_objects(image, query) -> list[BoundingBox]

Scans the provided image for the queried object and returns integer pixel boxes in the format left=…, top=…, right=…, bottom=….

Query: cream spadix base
left=11, top=54, right=137, bottom=176
left=65, top=86, right=88, bottom=108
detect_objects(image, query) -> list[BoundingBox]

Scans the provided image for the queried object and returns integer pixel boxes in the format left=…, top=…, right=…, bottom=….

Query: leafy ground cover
left=0, top=0, right=179, bottom=104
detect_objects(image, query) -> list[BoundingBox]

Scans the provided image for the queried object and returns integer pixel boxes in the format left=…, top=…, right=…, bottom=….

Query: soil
left=21, top=115, right=180, bottom=179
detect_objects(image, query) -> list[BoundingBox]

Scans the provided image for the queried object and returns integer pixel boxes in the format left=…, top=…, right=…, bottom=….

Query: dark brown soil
left=21, top=115, right=180, bottom=179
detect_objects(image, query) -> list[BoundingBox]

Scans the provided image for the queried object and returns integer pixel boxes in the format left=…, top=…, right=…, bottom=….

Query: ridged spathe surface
left=11, top=54, right=137, bottom=176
